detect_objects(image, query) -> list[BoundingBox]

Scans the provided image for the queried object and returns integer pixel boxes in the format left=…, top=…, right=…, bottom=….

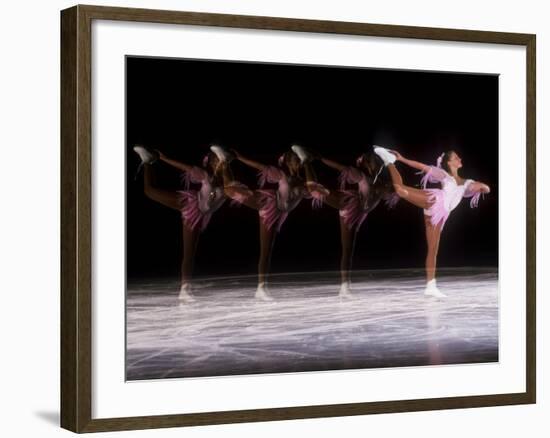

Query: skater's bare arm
left=232, top=150, right=267, bottom=171
left=157, top=151, right=194, bottom=173
left=468, top=181, right=491, bottom=194
left=391, top=150, right=430, bottom=172
left=320, top=157, right=346, bottom=172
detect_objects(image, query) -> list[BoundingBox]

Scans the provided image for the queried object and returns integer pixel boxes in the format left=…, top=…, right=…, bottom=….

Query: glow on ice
left=126, top=268, right=498, bottom=381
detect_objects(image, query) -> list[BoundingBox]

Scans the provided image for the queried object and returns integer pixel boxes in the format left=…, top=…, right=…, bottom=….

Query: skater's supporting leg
left=387, top=164, right=432, bottom=209
left=339, top=217, right=356, bottom=296
left=181, top=223, right=200, bottom=285
left=143, top=164, right=181, bottom=210
left=179, top=223, right=200, bottom=302
left=423, top=215, right=446, bottom=297
left=256, top=221, right=276, bottom=301
left=424, top=215, right=442, bottom=282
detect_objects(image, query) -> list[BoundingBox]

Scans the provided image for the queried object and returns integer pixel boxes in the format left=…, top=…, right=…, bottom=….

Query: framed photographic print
left=60, top=4, right=536, bottom=433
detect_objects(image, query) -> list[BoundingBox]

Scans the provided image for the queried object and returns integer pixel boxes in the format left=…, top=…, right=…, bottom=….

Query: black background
left=126, top=56, right=498, bottom=281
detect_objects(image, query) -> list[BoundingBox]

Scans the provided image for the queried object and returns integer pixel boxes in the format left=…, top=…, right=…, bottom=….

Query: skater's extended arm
left=466, top=181, right=491, bottom=194
left=321, top=156, right=364, bottom=186
left=392, top=149, right=449, bottom=186
left=232, top=149, right=267, bottom=171
left=320, top=157, right=347, bottom=172
left=157, top=151, right=194, bottom=173
left=390, top=150, right=430, bottom=173
left=463, top=180, right=491, bottom=208
left=158, top=150, right=208, bottom=184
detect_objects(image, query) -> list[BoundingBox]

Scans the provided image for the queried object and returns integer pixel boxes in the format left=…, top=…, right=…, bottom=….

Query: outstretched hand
left=389, top=149, right=403, bottom=161
left=478, top=183, right=491, bottom=194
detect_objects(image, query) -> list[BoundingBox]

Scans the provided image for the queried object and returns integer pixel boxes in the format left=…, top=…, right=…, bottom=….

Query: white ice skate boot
left=133, top=145, right=159, bottom=164
left=178, top=283, right=196, bottom=303
left=339, top=281, right=353, bottom=298
left=291, top=145, right=313, bottom=164
left=424, top=279, right=447, bottom=298
left=255, top=282, right=274, bottom=302
left=210, top=145, right=234, bottom=163
left=373, top=145, right=396, bottom=166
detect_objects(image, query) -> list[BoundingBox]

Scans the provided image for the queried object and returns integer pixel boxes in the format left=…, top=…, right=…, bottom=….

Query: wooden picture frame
left=61, top=4, right=536, bottom=433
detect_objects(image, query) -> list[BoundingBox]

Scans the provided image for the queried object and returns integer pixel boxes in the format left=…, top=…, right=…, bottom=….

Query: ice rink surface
left=126, top=268, right=498, bottom=381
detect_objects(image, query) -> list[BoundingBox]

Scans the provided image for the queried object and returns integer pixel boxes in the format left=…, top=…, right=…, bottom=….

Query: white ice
left=126, top=268, right=498, bottom=380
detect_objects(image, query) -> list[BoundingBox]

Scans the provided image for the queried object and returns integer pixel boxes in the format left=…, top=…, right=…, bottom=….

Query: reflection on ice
left=126, top=268, right=498, bottom=381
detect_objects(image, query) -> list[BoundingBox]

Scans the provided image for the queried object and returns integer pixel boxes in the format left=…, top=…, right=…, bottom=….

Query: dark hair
left=280, top=150, right=299, bottom=169
left=356, top=151, right=381, bottom=176
left=357, top=151, right=392, bottom=193
left=203, top=151, right=218, bottom=170
left=440, top=150, right=456, bottom=173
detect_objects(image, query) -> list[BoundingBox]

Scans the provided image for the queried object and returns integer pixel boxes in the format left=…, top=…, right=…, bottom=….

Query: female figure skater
left=373, top=146, right=491, bottom=297
left=211, top=145, right=327, bottom=301
left=133, top=145, right=226, bottom=303
left=293, top=146, right=398, bottom=297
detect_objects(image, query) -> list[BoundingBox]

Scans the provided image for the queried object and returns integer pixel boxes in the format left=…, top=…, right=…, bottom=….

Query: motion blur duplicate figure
left=133, top=145, right=227, bottom=303
left=294, top=146, right=398, bottom=297
left=373, top=146, right=491, bottom=297
left=212, top=145, right=327, bottom=302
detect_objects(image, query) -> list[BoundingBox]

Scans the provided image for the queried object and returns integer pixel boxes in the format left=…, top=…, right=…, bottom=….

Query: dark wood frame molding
left=61, top=4, right=536, bottom=433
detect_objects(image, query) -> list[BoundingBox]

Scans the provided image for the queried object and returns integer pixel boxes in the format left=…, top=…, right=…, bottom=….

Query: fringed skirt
left=257, top=189, right=289, bottom=233
left=176, top=190, right=212, bottom=232
left=339, top=190, right=369, bottom=231
left=423, top=189, right=450, bottom=229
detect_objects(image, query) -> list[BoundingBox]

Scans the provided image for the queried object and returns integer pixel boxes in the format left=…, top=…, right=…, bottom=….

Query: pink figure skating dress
left=177, top=166, right=226, bottom=231
left=420, top=166, right=483, bottom=229
left=257, top=166, right=325, bottom=232
left=338, top=166, right=399, bottom=231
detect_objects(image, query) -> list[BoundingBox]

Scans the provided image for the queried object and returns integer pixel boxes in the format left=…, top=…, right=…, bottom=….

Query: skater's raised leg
left=386, top=164, right=432, bottom=209
left=374, top=145, right=432, bottom=209
left=142, top=164, right=182, bottom=210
